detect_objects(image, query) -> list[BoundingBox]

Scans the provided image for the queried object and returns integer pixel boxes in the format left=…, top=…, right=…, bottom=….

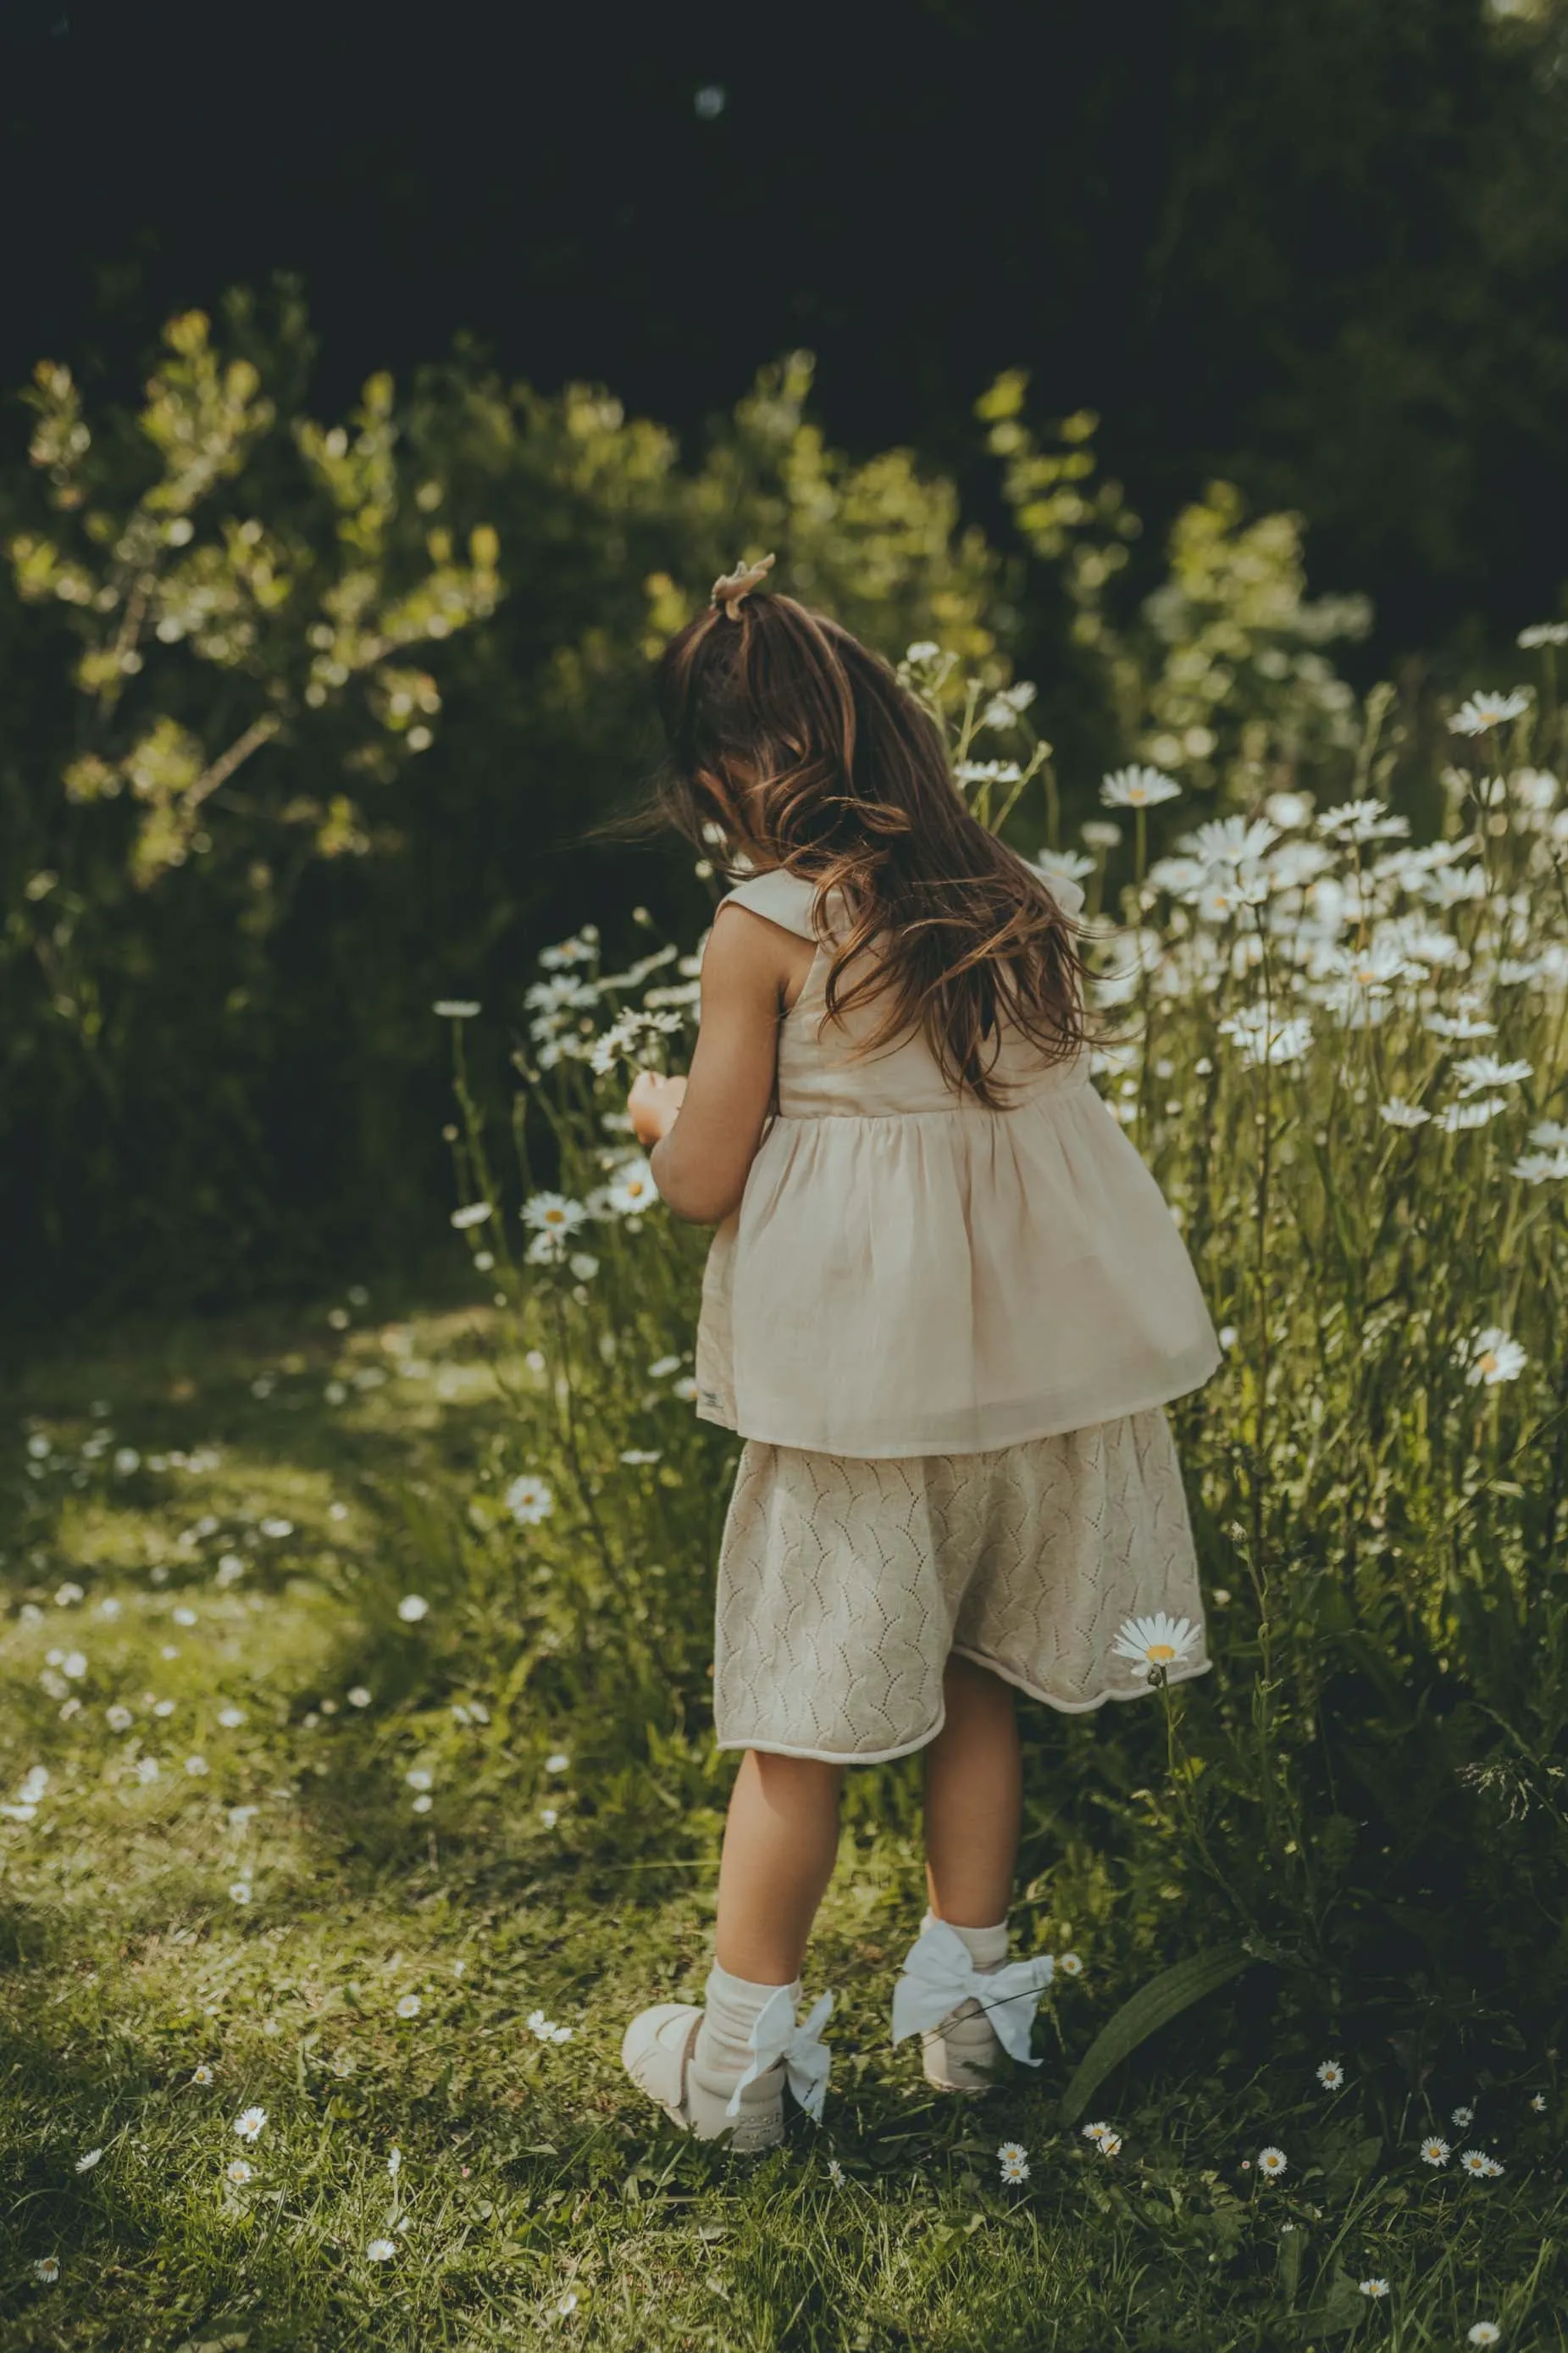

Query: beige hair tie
left=711, top=552, right=776, bottom=619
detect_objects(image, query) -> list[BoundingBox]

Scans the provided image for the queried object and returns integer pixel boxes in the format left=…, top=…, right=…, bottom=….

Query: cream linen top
left=693, top=866, right=1222, bottom=1458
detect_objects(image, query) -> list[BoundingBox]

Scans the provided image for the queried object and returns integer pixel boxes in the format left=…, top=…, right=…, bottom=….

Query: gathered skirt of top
left=712, top=1404, right=1209, bottom=1765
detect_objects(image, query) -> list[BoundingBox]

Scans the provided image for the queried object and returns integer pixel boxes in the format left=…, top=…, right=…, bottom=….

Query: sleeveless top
left=693, top=865, right=1222, bottom=1459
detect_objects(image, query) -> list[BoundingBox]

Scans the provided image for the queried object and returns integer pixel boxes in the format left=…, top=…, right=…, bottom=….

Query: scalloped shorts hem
left=713, top=1653, right=1213, bottom=1765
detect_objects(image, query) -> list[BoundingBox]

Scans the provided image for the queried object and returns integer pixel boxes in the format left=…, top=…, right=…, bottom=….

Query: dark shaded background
left=6, top=0, right=1566, bottom=652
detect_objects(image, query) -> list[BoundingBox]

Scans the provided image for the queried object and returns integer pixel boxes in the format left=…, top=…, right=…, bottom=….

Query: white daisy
left=556, top=2290, right=579, bottom=2317
left=397, top=1595, right=429, bottom=1623
left=432, top=1000, right=481, bottom=1018
left=1530, top=1118, right=1568, bottom=1148
left=1460, top=2147, right=1490, bottom=2176
left=229, top=1880, right=252, bottom=1904
left=997, top=2140, right=1030, bottom=2183
left=225, top=2157, right=253, bottom=2184
left=1467, top=2325, right=1502, bottom=2345
left=348, top=1686, right=372, bottom=1708
left=1531, top=2093, right=1547, bottom=2112
left=1460, top=1328, right=1527, bottom=1386
left=1217, top=1005, right=1313, bottom=1068
left=1359, top=2278, right=1389, bottom=2298
left=450, top=1201, right=493, bottom=1230
left=33, top=2257, right=60, bottom=2283
left=367, top=2237, right=396, bottom=2261
left=1449, top=690, right=1530, bottom=736
left=1183, top=815, right=1280, bottom=870
left=191, top=2064, right=213, bottom=2084
left=1101, top=765, right=1181, bottom=810
left=545, top=1752, right=570, bottom=1773
left=1425, top=1008, right=1497, bottom=1039
left=1511, top=1149, right=1568, bottom=1183
left=1379, top=1098, right=1431, bottom=1129
left=1316, top=2060, right=1344, bottom=2089
left=396, top=1995, right=422, bottom=2019
left=1420, top=2136, right=1450, bottom=2166
left=505, top=1474, right=555, bottom=1527
left=1057, top=1952, right=1083, bottom=1977
left=1316, top=798, right=1410, bottom=844
left=233, top=2106, right=267, bottom=2141
left=1436, top=1096, right=1508, bottom=1132
left=1256, top=2145, right=1288, bottom=2179
left=1480, top=2154, right=1505, bottom=2177
left=75, top=2148, right=103, bottom=2173
left=521, top=1193, right=587, bottom=1236
left=1452, top=1056, right=1532, bottom=1097
left=405, top=1768, right=434, bottom=1791
left=1519, top=622, right=1568, bottom=648
left=1111, top=1613, right=1200, bottom=1676
left=827, top=2157, right=846, bottom=2186
left=1452, top=2105, right=1475, bottom=2127
left=605, top=1160, right=658, bottom=1216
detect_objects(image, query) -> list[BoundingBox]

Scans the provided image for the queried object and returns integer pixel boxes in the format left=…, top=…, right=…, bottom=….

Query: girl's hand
left=628, top=1068, right=687, bottom=1147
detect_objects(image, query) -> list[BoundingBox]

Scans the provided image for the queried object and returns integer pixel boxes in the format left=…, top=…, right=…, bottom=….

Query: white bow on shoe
left=890, top=1921, right=1054, bottom=2066
left=727, top=1987, right=834, bottom=2123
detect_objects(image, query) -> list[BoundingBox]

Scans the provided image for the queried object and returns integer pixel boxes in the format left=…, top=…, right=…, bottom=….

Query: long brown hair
left=629, top=585, right=1094, bottom=1107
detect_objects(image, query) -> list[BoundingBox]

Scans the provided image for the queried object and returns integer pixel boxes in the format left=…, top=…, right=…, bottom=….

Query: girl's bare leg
left=713, top=1750, right=845, bottom=1984
left=923, top=1657, right=1022, bottom=1927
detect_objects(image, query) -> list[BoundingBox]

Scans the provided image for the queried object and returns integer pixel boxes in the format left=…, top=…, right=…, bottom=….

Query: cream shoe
left=891, top=1920, right=1055, bottom=2095
left=621, top=1985, right=834, bottom=2152
left=620, top=2003, right=787, bottom=2151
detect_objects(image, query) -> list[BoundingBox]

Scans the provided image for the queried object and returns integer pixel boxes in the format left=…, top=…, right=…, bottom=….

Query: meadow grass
left=8, top=661, right=1568, bottom=2347
left=2, top=1278, right=1564, bottom=2353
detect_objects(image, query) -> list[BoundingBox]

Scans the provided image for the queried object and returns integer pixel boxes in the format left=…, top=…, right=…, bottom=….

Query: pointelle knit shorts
left=712, top=1406, right=1209, bottom=1763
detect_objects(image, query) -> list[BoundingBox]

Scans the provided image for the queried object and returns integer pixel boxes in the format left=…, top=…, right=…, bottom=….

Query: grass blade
left=1056, top=1944, right=1256, bottom=2125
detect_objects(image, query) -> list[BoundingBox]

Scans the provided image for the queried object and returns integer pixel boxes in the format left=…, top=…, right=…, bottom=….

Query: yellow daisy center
left=1477, top=1351, right=1498, bottom=1376
left=1146, top=1643, right=1176, bottom=1662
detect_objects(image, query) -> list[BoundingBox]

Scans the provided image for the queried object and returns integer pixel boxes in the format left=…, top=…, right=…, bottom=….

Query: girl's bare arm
left=631, top=907, right=792, bottom=1224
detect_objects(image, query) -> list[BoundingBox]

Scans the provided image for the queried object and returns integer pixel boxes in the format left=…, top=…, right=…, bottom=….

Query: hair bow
left=890, top=1920, right=1054, bottom=2067
left=726, top=1985, right=834, bottom=2123
left=711, top=552, right=776, bottom=619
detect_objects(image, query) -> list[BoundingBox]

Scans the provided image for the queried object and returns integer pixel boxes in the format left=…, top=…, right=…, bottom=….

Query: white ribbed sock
left=694, top=1962, right=800, bottom=2084
left=923, top=1908, right=1010, bottom=1971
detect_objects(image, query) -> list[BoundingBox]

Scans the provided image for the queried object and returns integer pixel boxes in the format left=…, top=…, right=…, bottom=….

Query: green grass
left=3, top=1283, right=1565, bottom=2352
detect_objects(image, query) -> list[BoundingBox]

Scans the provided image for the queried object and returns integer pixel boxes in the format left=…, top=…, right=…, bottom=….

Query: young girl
left=618, top=555, right=1222, bottom=2151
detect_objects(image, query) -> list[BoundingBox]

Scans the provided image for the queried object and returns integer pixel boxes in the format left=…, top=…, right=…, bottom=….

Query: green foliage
left=1056, top=1945, right=1257, bottom=2126
left=0, top=296, right=1000, bottom=1324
